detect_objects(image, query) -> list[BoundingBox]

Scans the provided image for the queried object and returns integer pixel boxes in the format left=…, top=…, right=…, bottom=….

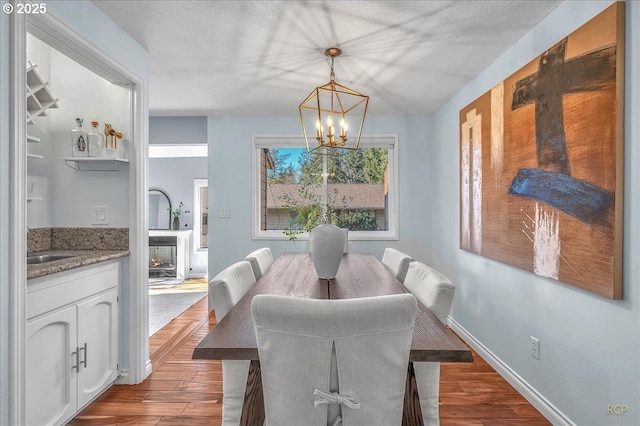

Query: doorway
left=147, top=142, right=208, bottom=334
left=9, top=9, right=147, bottom=424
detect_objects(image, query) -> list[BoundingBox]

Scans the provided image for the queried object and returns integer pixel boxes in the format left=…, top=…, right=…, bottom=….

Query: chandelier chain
left=330, top=57, right=335, bottom=83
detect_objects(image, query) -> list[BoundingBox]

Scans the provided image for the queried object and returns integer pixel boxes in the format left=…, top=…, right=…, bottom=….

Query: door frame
left=9, top=10, right=148, bottom=424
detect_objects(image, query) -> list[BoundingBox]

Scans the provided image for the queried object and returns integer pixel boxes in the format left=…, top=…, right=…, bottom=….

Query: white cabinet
left=77, top=289, right=119, bottom=407
left=26, top=305, right=77, bottom=426
left=27, top=261, right=120, bottom=426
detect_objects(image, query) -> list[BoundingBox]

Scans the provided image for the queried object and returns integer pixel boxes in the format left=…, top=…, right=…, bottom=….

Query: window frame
left=193, top=178, right=208, bottom=252
left=252, top=134, right=399, bottom=241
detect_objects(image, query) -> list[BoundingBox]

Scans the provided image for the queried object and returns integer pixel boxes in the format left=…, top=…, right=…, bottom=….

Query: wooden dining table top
left=193, top=252, right=473, bottom=363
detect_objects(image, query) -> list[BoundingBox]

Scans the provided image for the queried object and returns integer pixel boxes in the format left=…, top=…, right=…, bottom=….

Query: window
left=193, top=179, right=208, bottom=251
left=252, top=135, right=398, bottom=240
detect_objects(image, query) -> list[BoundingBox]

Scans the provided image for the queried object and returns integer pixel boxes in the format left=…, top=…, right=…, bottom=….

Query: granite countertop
left=27, top=249, right=130, bottom=280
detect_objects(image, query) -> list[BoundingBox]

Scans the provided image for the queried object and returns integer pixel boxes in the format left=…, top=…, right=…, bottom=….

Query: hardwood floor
left=69, top=295, right=551, bottom=425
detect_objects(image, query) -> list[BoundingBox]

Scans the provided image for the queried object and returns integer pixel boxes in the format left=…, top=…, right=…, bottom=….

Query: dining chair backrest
left=208, top=260, right=256, bottom=319
left=403, top=261, right=455, bottom=323
left=208, top=260, right=256, bottom=426
left=244, top=247, right=274, bottom=281
left=381, top=247, right=414, bottom=283
left=402, top=261, right=456, bottom=426
left=252, top=293, right=417, bottom=426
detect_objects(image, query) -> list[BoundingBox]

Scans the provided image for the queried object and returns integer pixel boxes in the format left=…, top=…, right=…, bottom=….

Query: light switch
left=92, top=206, right=109, bottom=225
left=219, top=206, right=230, bottom=218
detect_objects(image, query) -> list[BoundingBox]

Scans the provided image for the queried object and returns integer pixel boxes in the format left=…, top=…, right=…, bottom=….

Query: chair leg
left=413, top=361, right=441, bottom=426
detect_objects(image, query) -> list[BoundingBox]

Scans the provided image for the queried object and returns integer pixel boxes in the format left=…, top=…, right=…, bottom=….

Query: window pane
left=199, top=186, right=208, bottom=248
left=261, top=147, right=389, bottom=232
left=193, top=179, right=208, bottom=251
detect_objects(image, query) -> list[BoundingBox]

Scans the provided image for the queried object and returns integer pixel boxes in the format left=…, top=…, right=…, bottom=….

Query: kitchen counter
left=27, top=249, right=130, bottom=279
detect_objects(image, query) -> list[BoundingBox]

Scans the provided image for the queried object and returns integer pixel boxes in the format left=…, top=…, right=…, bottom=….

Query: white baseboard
left=145, top=358, right=153, bottom=378
left=447, top=317, right=575, bottom=426
left=187, top=273, right=207, bottom=279
left=114, top=358, right=152, bottom=385
left=114, top=369, right=130, bottom=385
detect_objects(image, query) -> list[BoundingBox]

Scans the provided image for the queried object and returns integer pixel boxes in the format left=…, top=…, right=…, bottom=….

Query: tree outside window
left=254, top=135, right=397, bottom=240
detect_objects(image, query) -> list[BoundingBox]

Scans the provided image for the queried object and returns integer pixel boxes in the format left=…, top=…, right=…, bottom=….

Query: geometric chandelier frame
left=299, top=47, right=369, bottom=156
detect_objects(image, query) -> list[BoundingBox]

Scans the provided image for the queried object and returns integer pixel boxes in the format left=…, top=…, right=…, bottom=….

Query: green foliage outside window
left=280, top=183, right=379, bottom=240
left=268, top=147, right=387, bottom=239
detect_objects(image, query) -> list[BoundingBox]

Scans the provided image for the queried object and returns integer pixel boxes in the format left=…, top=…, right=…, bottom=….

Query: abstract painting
left=459, top=2, right=624, bottom=299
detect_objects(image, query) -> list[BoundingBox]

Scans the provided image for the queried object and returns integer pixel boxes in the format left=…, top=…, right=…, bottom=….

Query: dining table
left=193, top=252, right=474, bottom=425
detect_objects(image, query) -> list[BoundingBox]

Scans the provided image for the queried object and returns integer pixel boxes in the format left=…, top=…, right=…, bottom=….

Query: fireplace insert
left=149, top=235, right=177, bottom=278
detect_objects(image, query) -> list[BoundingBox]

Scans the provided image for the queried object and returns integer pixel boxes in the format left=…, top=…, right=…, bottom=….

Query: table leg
left=239, top=360, right=423, bottom=425
left=403, top=361, right=424, bottom=426
left=240, top=360, right=265, bottom=425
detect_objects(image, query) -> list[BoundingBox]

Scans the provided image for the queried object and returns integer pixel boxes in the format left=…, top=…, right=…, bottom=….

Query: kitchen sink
left=27, top=254, right=79, bottom=265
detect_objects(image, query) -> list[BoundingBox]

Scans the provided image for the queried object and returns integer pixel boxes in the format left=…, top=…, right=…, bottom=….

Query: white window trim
left=252, top=134, right=399, bottom=241
left=193, top=178, right=208, bottom=252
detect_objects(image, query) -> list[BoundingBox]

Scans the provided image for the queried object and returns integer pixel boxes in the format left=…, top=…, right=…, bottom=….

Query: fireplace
left=149, top=235, right=177, bottom=278
left=149, top=230, right=192, bottom=280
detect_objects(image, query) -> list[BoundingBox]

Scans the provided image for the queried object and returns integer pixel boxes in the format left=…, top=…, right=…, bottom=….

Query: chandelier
left=299, top=47, right=369, bottom=155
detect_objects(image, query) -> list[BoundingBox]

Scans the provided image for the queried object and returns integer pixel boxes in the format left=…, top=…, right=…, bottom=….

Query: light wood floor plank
left=69, top=295, right=551, bottom=425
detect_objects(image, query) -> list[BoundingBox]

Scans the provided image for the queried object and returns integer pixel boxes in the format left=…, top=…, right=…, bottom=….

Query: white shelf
left=62, top=157, right=129, bottom=171
left=27, top=134, right=41, bottom=143
left=26, top=61, right=59, bottom=125
left=27, top=196, right=43, bottom=202
left=27, top=153, right=43, bottom=159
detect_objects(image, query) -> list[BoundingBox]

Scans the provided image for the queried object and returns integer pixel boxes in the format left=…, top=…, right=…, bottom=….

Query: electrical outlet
left=530, top=336, right=540, bottom=360
left=91, top=206, right=109, bottom=225
left=219, top=206, right=230, bottom=218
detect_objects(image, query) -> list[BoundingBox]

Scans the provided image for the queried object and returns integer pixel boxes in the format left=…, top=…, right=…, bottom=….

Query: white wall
left=207, top=114, right=432, bottom=277
left=150, top=116, right=207, bottom=144
left=431, top=1, right=639, bottom=425
left=149, top=116, right=208, bottom=276
left=26, top=33, right=131, bottom=228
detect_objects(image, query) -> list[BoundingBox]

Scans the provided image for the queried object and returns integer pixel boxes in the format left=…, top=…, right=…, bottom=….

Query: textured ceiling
left=93, top=0, right=562, bottom=116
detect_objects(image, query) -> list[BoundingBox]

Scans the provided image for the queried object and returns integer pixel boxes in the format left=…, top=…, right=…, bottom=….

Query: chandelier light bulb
left=340, top=117, right=347, bottom=138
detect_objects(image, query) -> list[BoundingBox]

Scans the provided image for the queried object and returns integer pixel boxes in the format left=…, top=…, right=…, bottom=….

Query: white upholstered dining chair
left=251, top=293, right=417, bottom=426
left=381, top=247, right=414, bottom=283
left=244, top=247, right=274, bottom=281
left=402, top=261, right=456, bottom=426
left=208, top=260, right=257, bottom=426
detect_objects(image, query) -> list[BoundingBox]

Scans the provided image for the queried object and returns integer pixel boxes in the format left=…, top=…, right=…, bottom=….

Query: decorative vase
left=172, top=216, right=180, bottom=230
left=309, top=223, right=346, bottom=280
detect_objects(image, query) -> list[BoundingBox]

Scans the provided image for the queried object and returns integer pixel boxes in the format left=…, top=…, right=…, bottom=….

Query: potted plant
left=280, top=184, right=342, bottom=241
left=281, top=183, right=378, bottom=241
left=168, top=201, right=190, bottom=230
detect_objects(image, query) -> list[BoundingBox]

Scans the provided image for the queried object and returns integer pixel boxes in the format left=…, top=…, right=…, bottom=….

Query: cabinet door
left=76, top=288, right=119, bottom=408
left=26, top=305, right=78, bottom=426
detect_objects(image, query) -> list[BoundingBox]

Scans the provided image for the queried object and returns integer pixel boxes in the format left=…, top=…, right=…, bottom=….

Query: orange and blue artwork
left=459, top=2, right=624, bottom=299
